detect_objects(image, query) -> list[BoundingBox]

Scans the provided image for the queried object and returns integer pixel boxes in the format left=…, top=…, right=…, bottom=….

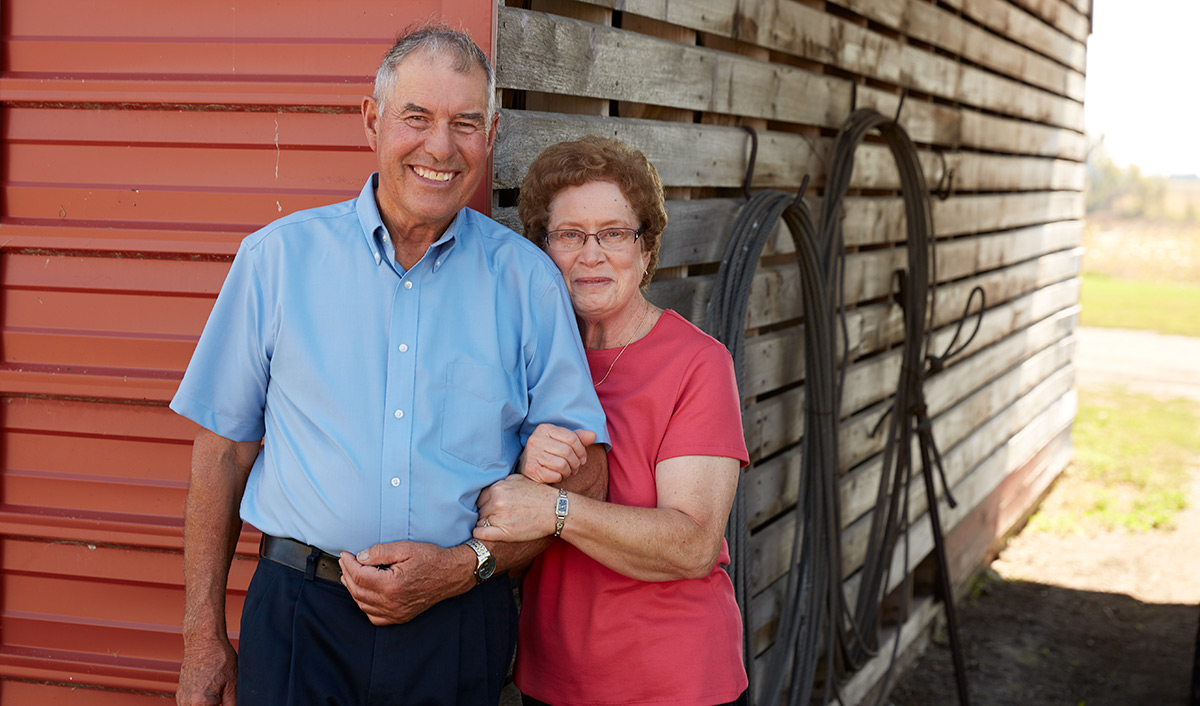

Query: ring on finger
left=482, top=517, right=491, bottom=528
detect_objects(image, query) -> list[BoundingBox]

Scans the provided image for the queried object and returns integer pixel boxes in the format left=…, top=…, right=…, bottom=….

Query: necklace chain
left=592, top=302, right=651, bottom=388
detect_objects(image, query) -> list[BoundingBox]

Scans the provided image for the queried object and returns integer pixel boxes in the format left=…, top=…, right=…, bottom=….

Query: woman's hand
left=519, top=424, right=597, bottom=484
left=474, top=474, right=560, bottom=542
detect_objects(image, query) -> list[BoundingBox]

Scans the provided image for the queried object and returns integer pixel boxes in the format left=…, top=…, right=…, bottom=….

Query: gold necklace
left=592, top=301, right=651, bottom=388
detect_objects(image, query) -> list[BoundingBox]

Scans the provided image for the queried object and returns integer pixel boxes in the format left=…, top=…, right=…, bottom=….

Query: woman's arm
left=475, top=454, right=739, bottom=582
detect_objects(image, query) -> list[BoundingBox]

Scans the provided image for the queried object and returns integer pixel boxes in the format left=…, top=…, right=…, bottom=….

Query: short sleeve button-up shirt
left=170, top=175, right=608, bottom=554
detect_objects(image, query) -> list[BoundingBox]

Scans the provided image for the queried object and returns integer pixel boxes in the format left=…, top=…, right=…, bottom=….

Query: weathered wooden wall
left=492, top=0, right=1088, bottom=701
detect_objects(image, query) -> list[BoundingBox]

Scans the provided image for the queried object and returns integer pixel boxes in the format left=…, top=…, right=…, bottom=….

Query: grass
left=1080, top=274, right=1200, bottom=337
left=1030, top=215, right=1200, bottom=532
left=1027, top=387, right=1200, bottom=534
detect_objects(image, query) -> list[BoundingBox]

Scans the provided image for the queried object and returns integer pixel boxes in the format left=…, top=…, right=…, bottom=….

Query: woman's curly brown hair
left=518, top=135, right=667, bottom=289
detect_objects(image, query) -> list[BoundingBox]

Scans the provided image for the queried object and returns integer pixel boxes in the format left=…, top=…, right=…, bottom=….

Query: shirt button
left=374, top=253, right=381, bottom=264
left=404, top=281, right=413, bottom=290
left=393, top=409, right=404, bottom=419
left=398, top=344, right=409, bottom=353
left=391, top=477, right=400, bottom=487
left=435, top=259, right=441, bottom=267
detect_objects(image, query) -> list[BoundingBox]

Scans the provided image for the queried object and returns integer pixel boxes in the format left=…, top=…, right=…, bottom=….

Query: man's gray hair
left=373, top=23, right=496, bottom=128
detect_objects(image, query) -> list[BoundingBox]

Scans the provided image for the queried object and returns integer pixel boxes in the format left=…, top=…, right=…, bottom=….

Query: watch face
left=477, top=555, right=496, bottom=581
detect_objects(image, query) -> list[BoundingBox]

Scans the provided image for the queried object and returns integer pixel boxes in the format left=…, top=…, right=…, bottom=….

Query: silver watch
left=465, top=538, right=495, bottom=583
left=553, top=488, right=569, bottom=537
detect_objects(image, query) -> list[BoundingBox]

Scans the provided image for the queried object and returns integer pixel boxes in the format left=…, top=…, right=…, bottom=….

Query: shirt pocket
left=441, top=362, right=513, bottom=469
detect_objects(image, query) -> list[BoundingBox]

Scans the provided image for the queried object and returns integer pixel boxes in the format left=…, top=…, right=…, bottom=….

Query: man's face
left=362, top=49, right=497, bottom=237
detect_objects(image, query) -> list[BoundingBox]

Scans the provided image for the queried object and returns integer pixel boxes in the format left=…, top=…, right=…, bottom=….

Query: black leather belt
left=259, top=534, right=343, bottom=583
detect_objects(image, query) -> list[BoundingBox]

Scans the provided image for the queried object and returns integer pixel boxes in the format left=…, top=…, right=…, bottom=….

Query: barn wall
left=491, top=0, right=1088, bottom=701
left=0, top=0, right=1091, bottom=701
left=0, top=1, right=493, bottom=700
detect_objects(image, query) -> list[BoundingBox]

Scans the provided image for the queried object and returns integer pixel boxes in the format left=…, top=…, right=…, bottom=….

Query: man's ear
left=362, top=96, right=380, bottom=152
left=486, top=112, right=500, bottom=152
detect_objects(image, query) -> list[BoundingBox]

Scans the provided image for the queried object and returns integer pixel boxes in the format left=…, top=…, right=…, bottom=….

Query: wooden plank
left=834, top=366, right=1077, bottom=586
left=494, top=109, right=801, bottom=190
left=529, top=0, right=612, bottom=23
left=933, top=191, right=1085, bottom=234
left=748, top=409, right=1073, bottom=658
left=831, top=0, right=1085, bottom=101
left=572, top=0, right=734, bottom=35
left=856, top=86, right=1088, bottom=161
left=858, top=389, right=1076, bottom=602
left=497, top=6, right=852, bottom=127
left=1006, top=0, right=1092, bottom=42
left=743, top=300, right=1078, bottom=530
left=824, top=424, right=1073, bottom=703
left=739, top=240, right=1080, bottom=409
left=559, top=0, right=1086, bottom=131
left=494, top=110, right=1086, bottom=192
left=941, top=418, right=1074, bottom=586
left=638, top=225, right=1081, bottom=344
left=954, top=0, right=1087, bottom=72
left=835, top=250, right=1080, bottom=415
left=495, top=200, right=1086, bottom=280
left=616, top=14, right=703, bottom=125
left=739, top=251, right=1081, bottom=463
left=566, top=198, right=1083, bottom=273
left=522, top=0, right=614, bottom=116
left=747, top=363, right=1077, bottom=596
left=809, top=595, right=940, bottom=705
left=840, top=331, right=1077, bottom=533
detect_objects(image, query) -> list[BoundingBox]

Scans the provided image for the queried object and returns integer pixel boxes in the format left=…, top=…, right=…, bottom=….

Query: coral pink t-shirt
left=516, top=309, right=750, bottom=706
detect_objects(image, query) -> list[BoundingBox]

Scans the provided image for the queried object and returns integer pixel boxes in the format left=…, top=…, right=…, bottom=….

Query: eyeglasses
left=545, top=227, right=642, bottom=252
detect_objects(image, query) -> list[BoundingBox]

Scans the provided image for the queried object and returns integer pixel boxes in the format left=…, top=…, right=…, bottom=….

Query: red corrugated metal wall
left=0, top=1, right=494, bottom=699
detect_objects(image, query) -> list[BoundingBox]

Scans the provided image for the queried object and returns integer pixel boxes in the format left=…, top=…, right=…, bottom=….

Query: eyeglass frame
left=543, top=227, right=644, bottom=252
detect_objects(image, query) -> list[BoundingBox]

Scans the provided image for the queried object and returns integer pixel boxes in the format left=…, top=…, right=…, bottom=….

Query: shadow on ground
left=888, top=574, right=1197, bottom=706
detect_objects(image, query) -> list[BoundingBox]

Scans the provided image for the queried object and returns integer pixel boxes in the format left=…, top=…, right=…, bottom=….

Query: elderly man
left=172, top=24, right=608, bottom=706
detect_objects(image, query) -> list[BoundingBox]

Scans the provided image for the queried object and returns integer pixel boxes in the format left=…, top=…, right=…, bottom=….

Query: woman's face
left=545, top=181, right=651, bottom=325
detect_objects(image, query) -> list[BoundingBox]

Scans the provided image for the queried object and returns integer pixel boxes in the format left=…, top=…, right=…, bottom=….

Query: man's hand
left=178, top=428, right=259, bottom=706
left=176, top=635, right=237, bottom=705
left=339, top=541, right=474, bottom=625
left=519, top=425, right=596, bottom=484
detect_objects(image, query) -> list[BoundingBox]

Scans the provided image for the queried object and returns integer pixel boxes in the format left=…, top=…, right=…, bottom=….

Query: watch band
left=464, top=537, right=495, bottom=583
left=553, top=488, right=569, bottom=537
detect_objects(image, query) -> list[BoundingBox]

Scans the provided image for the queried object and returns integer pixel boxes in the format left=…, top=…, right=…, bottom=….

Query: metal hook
left=791, top=173, right=811, bottom=210
left=740, top=126, right=759, bottom=201
left=934, top=151, right=955, bottom=201
left=893, top=88, right=908, bottom=126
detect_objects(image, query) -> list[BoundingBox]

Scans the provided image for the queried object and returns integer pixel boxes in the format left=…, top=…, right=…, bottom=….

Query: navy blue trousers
left=238, top=558, right=517, bottom=705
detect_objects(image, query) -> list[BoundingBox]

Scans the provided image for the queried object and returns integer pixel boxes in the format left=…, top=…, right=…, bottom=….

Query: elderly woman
left=473, top=135, right=749, bottom=706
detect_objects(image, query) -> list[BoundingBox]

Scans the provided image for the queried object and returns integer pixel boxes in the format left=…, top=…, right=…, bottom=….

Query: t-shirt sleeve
left=657, top=341, right=749, bottom=466
left=520, top=277, right=610, bottom=448
left=169, top=239, right=271, bottom=442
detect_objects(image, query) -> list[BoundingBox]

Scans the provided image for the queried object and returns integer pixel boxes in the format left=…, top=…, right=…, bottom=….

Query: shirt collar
left=355, top=172, right=462, bottom=272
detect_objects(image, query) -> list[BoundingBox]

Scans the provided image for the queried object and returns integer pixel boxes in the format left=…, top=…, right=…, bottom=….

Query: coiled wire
left=709, top=108, right=980, bottom=705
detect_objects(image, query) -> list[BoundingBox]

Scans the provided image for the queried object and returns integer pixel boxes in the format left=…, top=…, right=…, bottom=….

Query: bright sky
left=1085, top=0, right=1200, bottom=177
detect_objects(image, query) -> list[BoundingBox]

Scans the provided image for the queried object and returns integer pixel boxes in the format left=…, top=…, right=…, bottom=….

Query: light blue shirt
left=171, top=175, right=608, bottom=554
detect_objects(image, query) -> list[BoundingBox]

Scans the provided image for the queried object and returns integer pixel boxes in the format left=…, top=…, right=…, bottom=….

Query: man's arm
left=488, top=440, right=608, bottom=572
left=177, top=428, right=261, bottom=706
left=338, top=443, right=607, bottom=626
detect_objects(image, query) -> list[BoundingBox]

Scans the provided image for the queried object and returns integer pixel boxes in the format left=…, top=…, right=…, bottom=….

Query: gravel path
left=1075, top=327, right=1200, bottom=403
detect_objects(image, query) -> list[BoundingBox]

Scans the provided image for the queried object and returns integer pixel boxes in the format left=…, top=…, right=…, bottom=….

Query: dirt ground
left=887, top=327, right=1200, bottom=706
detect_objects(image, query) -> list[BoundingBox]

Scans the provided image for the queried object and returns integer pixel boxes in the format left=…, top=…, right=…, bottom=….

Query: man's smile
left=412, top=165, right=456, bottom=182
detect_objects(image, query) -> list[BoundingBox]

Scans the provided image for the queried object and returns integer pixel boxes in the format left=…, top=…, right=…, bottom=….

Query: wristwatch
left=553, top=488, right=569, bottom=537
left=464, top=538, right=495, bottom=583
